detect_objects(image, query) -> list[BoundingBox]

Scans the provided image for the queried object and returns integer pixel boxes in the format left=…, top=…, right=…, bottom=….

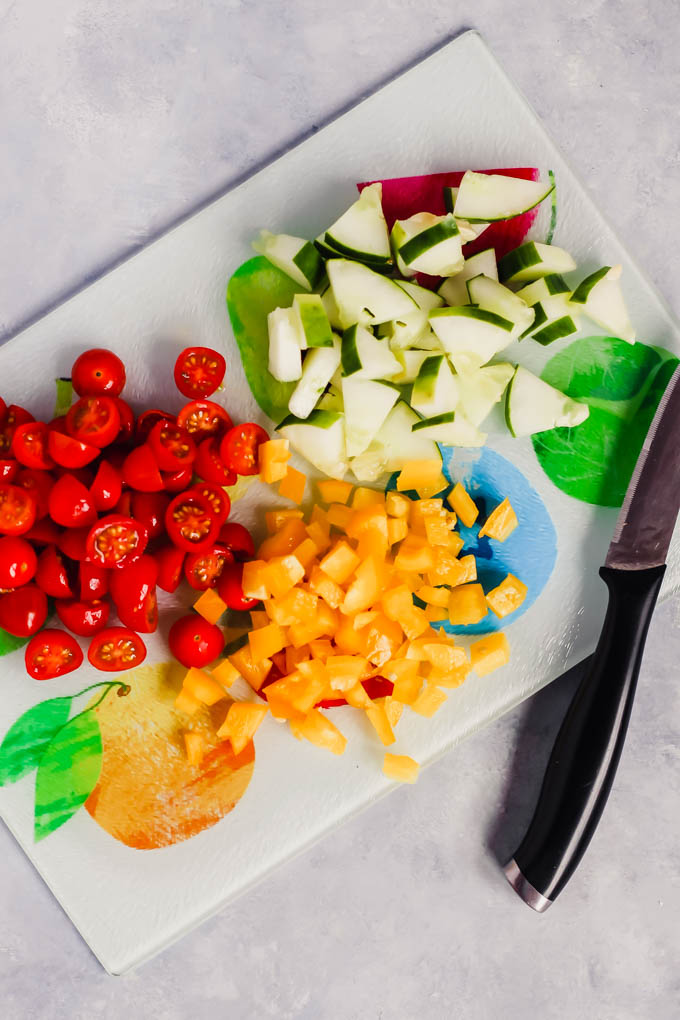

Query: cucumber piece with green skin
left=324, top=182, right=391, bottom=266
left=569, top=264, right=635, bottom=342
left=505, top=365, right=589, bottom=437
left=315, top=234, right=345, bottom=260
left=456, top=362, right=515, bottom=426
left=293, top=293, right=334, bottom=349
left=443, top=186, right=458, bottom=213
left=252, top=231, right=324, bottom=290
left=278, top=409, right=348, bottom=478
left=408, top=329, right=443, bottom=352
left=341, top=377, right=400, bottom=458
left=456, top=219, right=490, bottom=242
left=531, top=314, right=579, bottom=346
left=498, top=242, right=577, bottom=286
left=288, top=336, right=341, bottom=419
left=519, top=294, right=578, bottom=341
left=390, top=349, right=431, bottom=384
left=453, top=171, right=555, bottom=223
left=267, top=307, right=303, bottom=382
left=394, top=279, right=444, bottom=311
left=326, top=259, right=417, bottom=330
left=349, top=401, right=441, bottom=481
left=341, top=324, right=401, bottom=379
left=437, top=248, right=498, bottom=306
left=466, top=275, right=535, bottom=338
left=410, top=354, right=459, bottom=418
left=319, top=284, right=343, bottom=331
left=429, top=305, right=514, bottom=372
left=411, top=410, right=486, bottom=446
left=391, top=213, right=464, bottom=277
left=376, top=310, right=430, bottom=349
left=515, top=274, right=570, bottom=306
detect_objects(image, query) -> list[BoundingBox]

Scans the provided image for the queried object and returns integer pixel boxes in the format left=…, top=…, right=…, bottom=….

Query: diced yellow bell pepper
left=353, top=610, right=380, bottom=630
left=426, top=664, right=470, bottom=689
left=248, top=622, right=286, bottom=662
left=325, top=503, right=353, bottom=530
left=387, top=518, right=409, bottom=545
left=365, top=702, right=395, bottom=746
left=211, top=658, right=240, bottom=690
left=308, top=566, right=345, bottom=609
left=342, top=557, right=382, bottom=615
left=228, top=645, right=272, bottom=692
left=427, top=547, right=467, bottom=588
left=382, top=659, right=421, bottom=705
left=381, top=584, right=414, bottom=621
left=319, top=540, right=360, bottom=585
left=411, top=682, right=448, bottom=717
left=309, top=638, right=333, bottom=660
left=346, top=504, right=388, bottom=540
left=376, top=696, right=403, bottom=729
left=265, top=508, right=304, bottom=533
left=422, top=643, right=468, bottom=673
left=306, top=520, right=332, bottom=555
left=394, top=535, right=435, bottom=572
left=425, top=605, right=448, bottom=623
left=241, top=559, right=270, bottom=600
left=383, top=753, right=419, bottom=783
left=250, top=609, right=269, bottom=628
left=175, top=688, right=203, bottom=716
left=416, top=585, right=450, bottom=608
left=326, top=654, right=369, bottom=692
left=258, top=517, right=308, bottom=559
left=184, top=731, right=207, bottom=765
left=478, top=497, right=518, bottom=542
left=293, top=659, right=331, bottom=711
left=285, top=644, right=310, bottom=674
left=448, top=532, right=464, bottom=556
left=356, top=528, right=389, bottom=564
left=449, top=482, right=478, bottom=528
left=470, top=632, right=510, bottom=676
left=265, top=554, right=305, bottom=599
left=363, top=614, right=403, bottom=668
left=217, top=701, right=268, bottom=754
left=317, top=478, right=353, bottom=504
left=425, top=515, right=452, bottom=547
left=457, top=554, right=476, bottom=583
left=334, top=617, right=369, bottom=655
left=183, top=667, right=227, bottom=706
left=278, top=465, right=307, bottom=504
left=448, top=583, right=488, bottom=626
left=292, top=537, right=318, bottom=571
left=351, top=487, right=385, bottom=510
left=396, top=459, right=446, bottom=496
left=345, top=683, right=372, bottom=709
left=267, top=586, right=318, bottom=626
left=259, top=438, right=290, bottom=484
left=291, top=709, right=347, bottom=755
left=193, top=588, right=228, bottom=625
left=385, top=491, right=411, bottom=520
left=485, top=573, right=528, bottom=618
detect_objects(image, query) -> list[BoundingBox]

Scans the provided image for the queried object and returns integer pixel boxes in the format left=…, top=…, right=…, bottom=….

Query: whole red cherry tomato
left=0, top=536, right=37, bottom=588
left=25, top=629, right=83, bottom=680
left=109, top=555, right=158, bottom=633
left=194, top=437, right=236, bottom=486
left=191, top=482, right=230, bottom=524
left=88, top=626, right=146, bottom=671
left=218, top=521, right=255, bottom=560
left=168, top=614, right=225, bottom=668
left=58, top=526, right=90, bottom=562
left=135, top=409, right=174, bottom=443
left=220, top=423, right=268, bottom=476
left=66, top=396, right=120, bottom=448
left=48, top=430, right=100, bottom=469
left=147, top=421, right=197, bottom=473
left=79, top=561, right=109, bottom=601
left=165, top=489, right=220, bottom=554
left=48, top=474, right=97, bottom=528
left=155, top=543, right=185, bottom=593
left=162, top=465, right=194, bottom=492
left=0, top=484, right=37, bottom=536
left=15, top=469, right=54, bottom=520
left=0, top=460, right=19, bottom=483
left=122, top=444, right=164, bottom=492
left=176, top=400, right=233, bottom=439
left=89, top=460, right=122, bottom=511
left=56, top=598, right=110, bottom=636
left=35, top=545, right=75, bottom=598
left=217, top=560, right=259, bottom=611
left=0, top=585, right=48, bottom=636
left=173, top=346, right=226, bottom=400
left=131, top=490, right=169, bottom=539
left=113, top=398, right=134, bottom=440
left=71, top=348, right=126, bottom=397
left=86, top=515, right=148, bottom=569
left=184, top=543, right=233, bottom=591
left=11, top=422, right=54, bottom=470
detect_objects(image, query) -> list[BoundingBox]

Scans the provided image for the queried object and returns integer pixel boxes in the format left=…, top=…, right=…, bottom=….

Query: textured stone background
left=1, top=2, right=679, bottom=1017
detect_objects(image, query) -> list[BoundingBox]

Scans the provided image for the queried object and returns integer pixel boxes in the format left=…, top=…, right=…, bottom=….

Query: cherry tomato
left=0, top=585, right=48, bottom=636
left=0, top=536, right=37, bottom=588
left=25, top=518, right=62, bottom=547
left=135, top=409, right=174, bottom=443
left=79, top=561, right=109, bottom=601
left=184, top=543, right=233, bottom=591
left=191, top=482, right=230, bottom=524
left=218, top=521, right=255, bottom=560
left=155, top=543, right=185, bottom=593
left=86, top=515, right=148, bottom=569
left=162, top=465, right=194, bottom=492
left=48, top=474, right=97, bottom=529
left=174, top=346, right=226, bottom=400
left=177, top=400, right=233, bottom=439
left=58, top=526, right=90, bottom=562
left=0, top=460, right=19, bottom=483
left=15, top=469, right=53, bottom=520
left=168, top=614, right=225, bottom=668
left=11, top=422, right=54, bottom=470
left=102, top=445, right=127, bottom=472
left=0, top=397, right=6, bottom=427
left=113, top=397, right=134, bottom=440
left=220, top=423, right=268, bottom=476
left=47, top=415, right=67, bottom=434
left=0, top=484, right=37, bottom=536
left=35, top=545, right=75, bottom=598
left=66, top=396, right=120, bottom=449
left=109, top=555, right=158, bottom=633
left=122, top=444, right=164, bottom=492
left=71, top=348, right=126, bottom=397
left=48, top=429, right=100, bottom=468
left=131, top=490, right=169, bottom=539
left=217, top=560, right=259, bottom=611
left=0, top=406, right=35, bottom=457
left=88, top=627, right=146, bottom=672
left=56, top=598, right=110, bottom=636
left=53, top=464, right=94, bottom=488
left=148, top=421, right=197, bottom=473
left=25, top=629, right=83, bottom=680
left=165, top=490, right=220, bottom=554
left=194, top=437, right=236, bottom=486
left=114, top=490, right=133, bottom=517
left=90, top=460, right=122, bottom=511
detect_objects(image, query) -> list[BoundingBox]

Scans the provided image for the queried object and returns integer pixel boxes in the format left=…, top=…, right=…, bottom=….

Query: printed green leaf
left=34, top=710, right=102, bottom=842
left=0, top=697, right=72, bottom=785
left=0, top=628, right=30, bottom=658
left=226, top=256, right=304, bottom=422
left=540, top=336, right=661, bottom=403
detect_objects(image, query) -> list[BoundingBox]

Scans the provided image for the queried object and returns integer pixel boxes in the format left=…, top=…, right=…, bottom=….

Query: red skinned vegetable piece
left=25, top=628, right=83, bottom=680
left=6, top=405, right=35, bottom=429
left=25, top=518, right=62, bottom=547
left=131, top=490, right=170, bottom=539
left=184, top=543, right=233, bottom=591
left=47, top=416, right=67, bottom=434
left=88, top=626, right=146, bottom=672
left=11, top=422, right=54, bottom=470
left=220, top=423, right=268, bottom=476
left=217, top=559, right=259, bottom=611
left=0, top=460, right=19, bottom=483
left=113, top=398, right=134, bottom=440
left=90, top=460, right=122, bottom=511
left=66, top=395, right=120, bottom=449
left=58, top=526, right=90, bottom=562
left=0, top=397, right=6, bottom=426
left=155, top=543, right=185, bottom=593
left=35, top=545, right=74, bottom=598
left=48, top=474, right=97, bottom=528
left=194, top=437, right=236, bottom=486
left=0, top=484, right=37, bottom=536
left=15, top=469, right=53, bottom=520
left=174, top=346, right=226, bottom=400
left=122, top=444, right=164, bottom=492
left=148, top=420, right=197, bottom=472
left=135, top=409, right=174, bottom=443
left=168, top=613, right=225, bottom=668
left=86, top=514, right=148, bottom=569
left=361, top=676, right=395, bottom=700
left=0, top=536, right=37, bottom=588
left=217, top=521, right=254, bottom=560
left=177, top=400, right=233, bottom=439
left=165, top=489, right=220, bottom=554
left=191, top=482, right=230, bottom=524
left=0, top=585, right=48, bottom=636
left=48, top=429, right=100, bottom=468
left=114, top=490, right=133, bottom=517
left=79, top=561, right=109, bottom=601
left=71, top=348, right=126, bottom=397
left=56, top=597, right=110, bottom=636
left=162, top=465, right=194, bottom=492
left=109, top=554, right=158, bottom=633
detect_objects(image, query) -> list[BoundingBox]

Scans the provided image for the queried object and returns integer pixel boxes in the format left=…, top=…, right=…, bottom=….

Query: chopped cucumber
left=498, top=242, right=577, bottom=286
left=319, top=284, right=343, bottom=331
left=315, top=234, right=344, bottom=260
left=324, top=183, right=391, bottom=266
left=520, top=294, right=578, bottom=344
left=341, top=324, right=401, bottom=379
left=326, top=259, right=416, bottom=330
left=391, top=213, right=464, bottom=277
left=267, top=307, right=303, bottom=381
left=412, top=410, right=486, bottom=446
left=390, top=349, right=431, bottom=384
left=410, top=354, right=459, bottom=418
left=278, top=409, right=348, bottom=478
left=443, top=186, right=459, bottom=213
left=466, top=275, right=535, bottom=338
left=394, top=279, right=444, bottom=311
left=288, top=336, right=341, bottom=419
left=341, top=377, right=399, bottom=457
left=437, top=248, right=498, bottom=306
left=453, top=171, right=554, bottom=223
left=570, top=265, right=635, bottom=342
left=429, top=306, right=514, bottom=371
left=253, top=230, right=324, bottom=290
left=456, top=362, right=515, bottom=426
left=408, top=329, right=442, bottom=352
left=349, top=401, right=441, bottom=481
left=505, top=365, right=589, bottom=437
left=376, top=310, right=430, bottom=349
left=515, top=274, right=570, bottom=306
left=455, top=219, right=490, bottom=242
left=293, top=293, right=334, bottom=349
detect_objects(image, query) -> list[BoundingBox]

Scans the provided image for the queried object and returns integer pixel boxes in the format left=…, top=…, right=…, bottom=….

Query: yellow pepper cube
left=259, top=438, right=290, bottom=484
left=427, top=547, right=468, bottom=588
left=394, top=535, right=435, bottom=572
left=292, top=709, right=347, bottom=755
left=250, top=609, right=269, bottom=628
left=387, top=518, right=409, bottom=545
left=285, top=644, right=310, bottom=674
left=347, top=504, right=388, bottom=539
left=351, top=486, right=385, bottom=510
left=293, top=659, right=331, bottom=712
left=241, top=559, right=270, bottom=600
left=396, top=459, right=446, bottom=495
left=292, top=537, right=318, bottom=571
left=427, top=663, right=470, bottom=689
left=265, top=554, right=305, bottom=599
left=457, top=554, right=477, bottom=583
left=317, top=478, right=353, bottom=504
left=175, top=688, right=203, bottom=716
left=383, top=753, right=419, bottom=783
left=278, top=465, right=307, bottom=504
left=326, top=654, right=369, bottom=692
left=425, top=515, right=452, bottom=547
left=306, top=520, right=332, bottom=555
left=326, top=503, right=354, bottom=530
left=211, top=658, right=240, bottom=690
left=385, top=491, right=411, bottom=520
left=248, top=622, right=286, bottom=662
left=426, top=605, right=448, bottom=623
left=353, top=610, right=380, bottom=630
left=308, top=566, right=345, bottom=609
left=342, top=557, right=382, bottom=615
left=411, top=682, right=448, bottom=718
left=383, top=659, right=422, bottom=705
left=365, top=702, right=396, bottom=746
left=258, top=517, right=307, bottom=560
left=228, top=645, right=272, bottom=692
left=400, top=607, right=431, bottom=641
left=486, top=573, right=528, bottom=618
left=268, top=587, right=318, bottom=627
left=345, top=682, right=372, bottom=709
left=184, top=731, right=206, bottom=766
left=265, top=508, right=304, bottom=533
left=356, top=528, right=389, bottom=564
left=377, top=696, right=403, bottom=729
left=320, top=540, right=361, bottom=585
left=193, top=588, right=228, bottom=625
left=416, top=585, right=450, bottom=608
left=363, top=614, right=403, bottom=668
left=217, top=701, right=268, bottom=754
left=184, top=667, right=227, bottom=706
left=478, top=497, right=518, bottom=542
left=470, top=632, right=511, bottom=676
left=309, top=638, right=333, bottom=660
left=422, top=642, right=468, bottom=672
left=380, top=584, right=414, bottom=621
left=449, top=482, right=478, bottom=528
left=448, top=532, right=464, bottom=556
left=448, top=583, right=488, bottom=625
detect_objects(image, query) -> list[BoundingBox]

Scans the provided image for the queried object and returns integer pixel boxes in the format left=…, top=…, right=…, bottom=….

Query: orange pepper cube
left=449, top=482, right=478, bottom=528
left=320, top=541, right=360, bottom=585
left=342, top=557, right=382, bottom=615
left=384, top=660, right=422, bottom=705
left=193, top=588, right=227, bottom=625
left=346, top=504, right=388, bottom=540
left=265, top=554, right=305, bottom=599
left=228, top=644, right=272, bottom=692
left=411, top=682, right=448, bottom=717
left=175, top=688, right=203, bottom=716
left=378, top=696, right=403, bottom=729
left=248, top=622, right=286, bottom=662
left=183, top=667, right=227, bottom=705
left=306, top=520, right=332, bottom=555
left=334, top=617, right=369, bottom=656
left=318, top=479, right=353, bottom=504
left=268, top=587, right=318, bottom=626
left=381, top=585, right=414, bottom=621
left=478, top=497, right=518, bottom=542
left=387, top=518, right=409, bottom=545
left=428, top=663, right=470, bottom=689
left=486, top=573, right=528, bottom=618
left=211, top=658, right=240, bottom=690
left=448, top=583, right=488, bottom=626
left=345, top=682, right=372, bottom=709
left=416, top=585, right=450, bottom=608
left=241, top=559, right=270, bottom=600
left=184, top=731, right=206, bottom=765
left=285, top=644, right=310, bottom=673
left=394, top=535, right=435, bottom=572
left=278, top=465, right=306, bottom=504
left=356, top=527, right=389, bottom=564
left=326, top=502, right=354, bottom=530
left=425, top=515, right=452, bottom=547
left=448, top=532, right=464, bottom=556
left=292, top=537, right=318, bottom=571
left=457, top=554, right=477, bottom=583
left=385, top=491, right=411, bottom=519
left=396, top=459, right=446, bottom=497
left=259, top=438, right=290, bottom=484
left=383, top=753, right=419, bottom=783
left=217, top=701, right=268, bottom=754
left=351, top=487, right=385, bottom=510
left=292, top=709, right=347, bottom=755
left=308, top=566, right=345, bottom=609
left=428, top=547, right=467, bottom=588
left=426, top=605, right=448, bottom=623
left=326, top=654, right=369, bottom=692
left=309, top=638, right=333, bottom=660
left=292, top=660, right=330, bottom=712
left=258, top=517, right=307, bottom=560
left=422, top=642, right=468, bottom=673
left=364, top=614, right=403, bottom=668
left=470, top=632, right=511, bottom=676
left=265, top=508, right=304, bottom=533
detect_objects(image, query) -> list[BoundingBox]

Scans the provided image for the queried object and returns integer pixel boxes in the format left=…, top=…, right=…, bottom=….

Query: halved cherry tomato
left=0, top=460, right=19, bottom=483
left=220, top=423, right=268, bottom=476
left=168, top=614, right=225, bottom=668
left=0, top=397, right=6, bottom=427
left=177, top=400, right=233, bottom=439
left=122, top=444, right=164, bottom=492
left=71, top=348, right=126, bottom=397
left=47, top=415, right=67, bottom=434
left=48, top=474, right=97, bottom=528
left=0, top=484, right=37, bottom=536
left=25, top=628, right=83, bottom=680
left=194, top=437, right=236, bottom=486
left=35, top=545, right=75, bottom=598
left=56, top=598, right=110, bottom=636
left=66, top=396, right=120, bottom=449
left=86, top=515, right=148, bottom=569
left=155, top=543, right=185, bottom=593
left=114, top=490, right=133, bottom=517
left=148, top=421, right=197, bottom=472
left=15, top=469, right=53, bottom=520
left=131, top=490, right=170, bottom=539
left=53, top=464, right=94, bottom=488
left=113, top=398, right=134, bottom=440
left=218, top=521, right=255, bottom=560
left=102, top=445, right=127, bottom=471
left=89, top=626, right=146, bottom=671
left=0, top=406, right=35, bottom=457
left=217, top=560, right=259, bottom=611
left=58, top=526, right=90, bottom=562
left=165, top=490, right=220, bottom=554
left=25, top=518, right=62, bottom=547
left=162, top=465, right=194, bottom=492
left=11, top=423, right=54, bottom=470
left=79, top=561, right=109, bottom=601
left=174, top=346, right=226, bottom=400
left=184, top=543, right=233, bottom=591
left=135, top=409, right=174, bottom=443
left=0, top=536, right=37, bottom=588
left=109, top=555, right=158, bottom=633
left=48, top=430, right=100, bottom=468
left=0, top=585, right=48, bottom=636
left=191, top=482, right=230, bottom=524
left=90, top=460, right=122, bottom=511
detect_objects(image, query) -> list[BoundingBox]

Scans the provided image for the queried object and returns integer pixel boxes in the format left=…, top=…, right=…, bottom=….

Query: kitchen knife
left=504, top=362, right=680, bottom=911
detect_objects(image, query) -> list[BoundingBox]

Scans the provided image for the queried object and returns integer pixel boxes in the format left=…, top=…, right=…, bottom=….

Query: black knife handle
left=505, top=563, right=665, bottom=910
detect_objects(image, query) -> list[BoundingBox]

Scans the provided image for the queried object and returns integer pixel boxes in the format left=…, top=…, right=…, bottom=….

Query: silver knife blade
left=606, top=362, right=680, bottom=570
